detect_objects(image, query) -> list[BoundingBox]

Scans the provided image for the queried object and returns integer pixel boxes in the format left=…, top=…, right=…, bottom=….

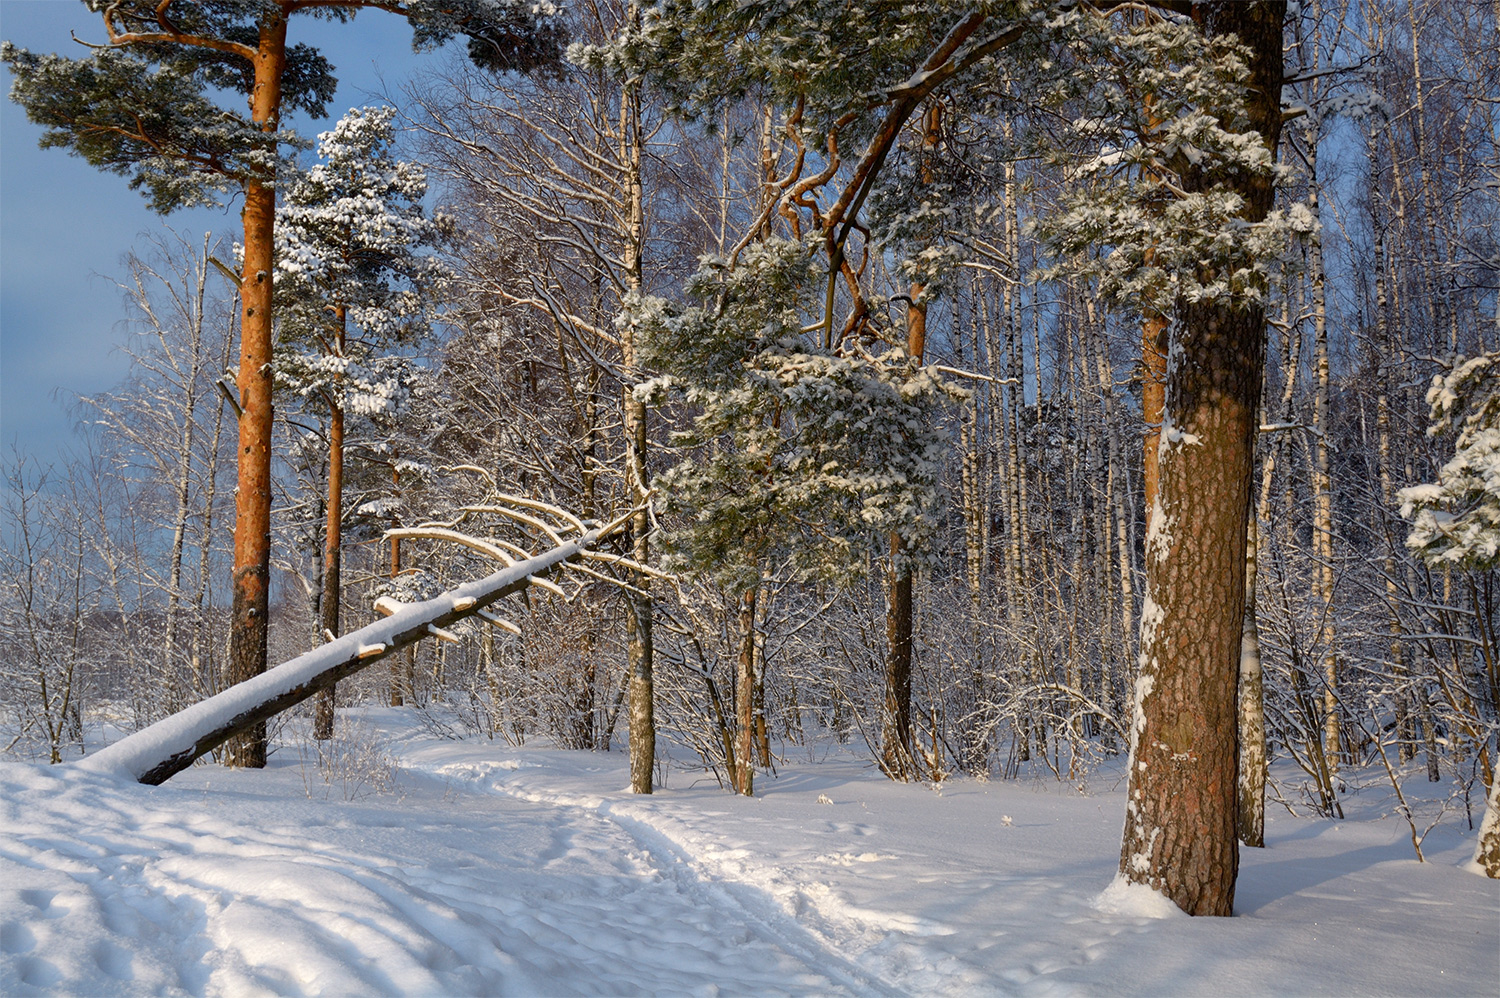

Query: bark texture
left=881, top=313, right=919, bottom=779
left=1119, top=0, right=1284, bottom=917
left=621, top=47, right=655, bottom=794
left=222, top=12, right=287, bottom=769
left=882, top=542, right=915, bottom=779
left=734, top=586, right=758, bottom=796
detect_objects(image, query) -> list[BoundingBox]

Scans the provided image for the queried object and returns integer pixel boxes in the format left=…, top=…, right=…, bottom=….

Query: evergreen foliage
left=632, top=238, right=962, bottom=592
left=1031, top=8, right=1311, bottom=312
left=274, top=105, right=451, bottom=418
left=0, top=42, right=298, bottom=212
left=2, top=0, right=564, bottom=214
left=1400, top=352, right=1500, bottom=570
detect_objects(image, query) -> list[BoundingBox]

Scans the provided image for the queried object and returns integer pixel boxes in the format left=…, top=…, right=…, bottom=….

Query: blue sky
left=1, top=0, right=439, bottom=468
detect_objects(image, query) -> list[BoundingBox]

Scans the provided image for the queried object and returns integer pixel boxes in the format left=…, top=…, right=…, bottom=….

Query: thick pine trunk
left=1119, top=0, right=1283, bottom=917
left=222, top=12, right=288, bottom=769
left=1141, top=313, right=1168, bottom=531
left=1122, top=297, right=1264, bottom=915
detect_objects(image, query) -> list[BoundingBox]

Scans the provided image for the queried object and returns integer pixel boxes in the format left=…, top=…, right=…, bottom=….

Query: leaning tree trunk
left=223, top=12, right=288, bottom=769
left=82, top=534, right=608, bottom=786
left=1119, top=0, right=1284, bottom=918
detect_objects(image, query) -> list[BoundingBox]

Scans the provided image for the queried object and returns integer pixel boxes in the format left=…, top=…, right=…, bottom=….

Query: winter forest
left=2, top=0, right=1498, bottom=994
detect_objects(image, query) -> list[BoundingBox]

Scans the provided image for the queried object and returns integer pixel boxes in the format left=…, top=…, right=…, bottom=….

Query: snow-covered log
left=78, top=533, right=600, bottom=786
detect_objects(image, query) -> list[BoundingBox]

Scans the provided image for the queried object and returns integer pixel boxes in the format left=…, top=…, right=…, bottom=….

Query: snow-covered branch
left=78, top=527, right=614, bottom=786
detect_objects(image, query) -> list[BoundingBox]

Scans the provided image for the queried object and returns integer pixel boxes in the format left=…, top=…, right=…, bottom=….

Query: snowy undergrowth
left=3, top=708, right=1496, bottom=997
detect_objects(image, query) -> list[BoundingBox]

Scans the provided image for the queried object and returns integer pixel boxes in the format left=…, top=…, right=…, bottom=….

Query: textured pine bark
left=880, top=110, right=936, bottom=784
left=1141, top=313, right=1168, bottom=530
left=1122, top=300, right=1263, bottom=914
left=1119, top=0, right=1284, bottom=916
left=222, top=12, right=288, bottom=769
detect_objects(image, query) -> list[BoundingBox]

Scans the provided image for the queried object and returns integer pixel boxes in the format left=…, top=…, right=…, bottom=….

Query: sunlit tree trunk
left=1120, top=0, right=1283, bottom=917
left=223, top=13, right=288, bottom=769
left=313, top=308, right=347, bottom=741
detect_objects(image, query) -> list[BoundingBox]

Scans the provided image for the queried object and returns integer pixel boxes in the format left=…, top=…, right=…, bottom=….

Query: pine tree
left=1399, top=352, right=1500, bottom=572
left=632, top=239, right=960, bottom=794
left=4, top=0, right=561, bottom=766
left=273, top=105, right=450, bottom=739
left=1113, top=0, right=1287, bottom=917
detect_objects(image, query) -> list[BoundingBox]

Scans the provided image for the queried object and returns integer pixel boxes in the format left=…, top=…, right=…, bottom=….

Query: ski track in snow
left=414, top=758, right=909, bottom=996
left=407, top=753, right=1152, bottom=997
left=3, top=712, right=1497, bottom=997
left=2, top=761, right=859, bottom=996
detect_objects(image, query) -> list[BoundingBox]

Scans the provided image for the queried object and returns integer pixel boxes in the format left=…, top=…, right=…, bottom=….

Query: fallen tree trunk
left=79, top=534, right=599, bottom=786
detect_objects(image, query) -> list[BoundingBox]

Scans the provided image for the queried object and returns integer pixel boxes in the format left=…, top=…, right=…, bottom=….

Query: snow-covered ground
left=3, top=710, right=1496, bottom=997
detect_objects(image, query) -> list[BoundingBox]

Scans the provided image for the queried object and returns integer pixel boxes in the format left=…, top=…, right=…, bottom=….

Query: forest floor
left=2, top=708, right=1496, bottom=997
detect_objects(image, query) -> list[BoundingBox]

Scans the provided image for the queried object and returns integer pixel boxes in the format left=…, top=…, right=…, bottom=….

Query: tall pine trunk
left=223, top=12, right=288, bottom=769
left=1119, top=0, right=1284, bottom=917
left=882, top=103, right=939, bottom=782
left=313, top=309, right=347, bottom=741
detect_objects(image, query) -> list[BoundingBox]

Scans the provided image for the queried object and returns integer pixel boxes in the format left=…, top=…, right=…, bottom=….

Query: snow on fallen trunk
left=78, top=533, right=597, bottom=786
